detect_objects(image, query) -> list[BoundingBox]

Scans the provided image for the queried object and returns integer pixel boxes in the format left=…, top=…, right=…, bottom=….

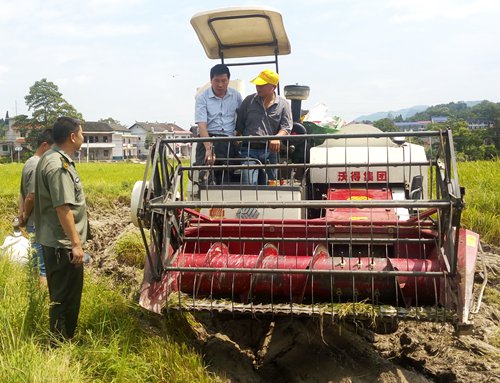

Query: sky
left=1, top=0, right=499, bottom=129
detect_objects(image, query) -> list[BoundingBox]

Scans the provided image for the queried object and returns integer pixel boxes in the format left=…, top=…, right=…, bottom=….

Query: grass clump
left=483, top=286, right=500, bottom=306
left=490, top=330, right=500, bottom=349
left=113, top=230, right=147, bottom=267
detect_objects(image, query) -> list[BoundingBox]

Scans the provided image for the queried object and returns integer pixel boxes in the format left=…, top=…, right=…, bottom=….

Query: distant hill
left=354, top=105, right=429, bottom=122
left=354, top=101, right=483, bottom=122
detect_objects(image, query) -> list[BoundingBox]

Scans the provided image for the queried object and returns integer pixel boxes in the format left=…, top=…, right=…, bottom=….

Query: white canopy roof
left=190, top=6, right=291, bottom=59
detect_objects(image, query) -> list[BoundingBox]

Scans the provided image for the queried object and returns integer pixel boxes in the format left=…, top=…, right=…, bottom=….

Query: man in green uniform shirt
left=34, top=116, right=88, bottom=342
left=19, top=129, right=54, bottom=283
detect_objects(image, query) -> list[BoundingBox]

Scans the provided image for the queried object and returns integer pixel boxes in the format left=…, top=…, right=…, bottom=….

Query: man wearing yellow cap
left=236, top=69, right=292, bottom=185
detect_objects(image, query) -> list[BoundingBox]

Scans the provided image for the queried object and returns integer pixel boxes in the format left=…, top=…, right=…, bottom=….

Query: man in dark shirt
left=19, top=129, right=54, bottom=283
left=236, top=69, right=292, bottom=185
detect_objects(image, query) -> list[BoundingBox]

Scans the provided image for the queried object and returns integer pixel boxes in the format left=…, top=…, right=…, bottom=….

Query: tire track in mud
left=188, top=315, right=431, bottom=383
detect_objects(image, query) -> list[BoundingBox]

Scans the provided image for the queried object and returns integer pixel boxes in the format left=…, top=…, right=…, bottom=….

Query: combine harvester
left=131, top=7, right=485, bottom=333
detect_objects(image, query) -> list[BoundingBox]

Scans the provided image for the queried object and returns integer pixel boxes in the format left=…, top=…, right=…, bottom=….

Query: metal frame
left=208, top=14, right=280, bottom=72
left=136, top=130, right=478, bottom=329
left=206, top=12, right=281, bottom=92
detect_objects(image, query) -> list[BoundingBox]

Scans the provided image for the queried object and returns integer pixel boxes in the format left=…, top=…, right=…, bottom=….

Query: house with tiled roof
left=81, top=121, right=139, bottom=161
left=0, top=113, right=34, bottom=161
left=128, top=122, right=192, bottom=158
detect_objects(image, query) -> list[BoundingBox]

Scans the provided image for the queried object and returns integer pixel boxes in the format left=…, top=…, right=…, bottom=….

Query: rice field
left=0, top=159, right=498, bottom=381
left=0, top=162, right=146, bottom=239
left=457, top=159, right=500, bottom=246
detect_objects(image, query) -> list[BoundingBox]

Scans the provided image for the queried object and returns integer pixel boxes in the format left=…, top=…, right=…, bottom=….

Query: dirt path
left=88, top=205, right=500, bottom=383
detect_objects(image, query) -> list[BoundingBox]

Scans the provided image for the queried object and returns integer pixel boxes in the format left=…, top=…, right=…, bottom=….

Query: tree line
left=372, top=101, right=500, bottom=161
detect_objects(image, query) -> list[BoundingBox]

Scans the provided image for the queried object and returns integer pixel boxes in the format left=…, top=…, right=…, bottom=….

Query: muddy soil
left=88, top=204, right=500, bottom=383
left=86, top=203, right=143, bottom=294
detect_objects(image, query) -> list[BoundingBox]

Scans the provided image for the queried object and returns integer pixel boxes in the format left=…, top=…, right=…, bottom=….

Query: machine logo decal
left=209, top=208, right=225, bottom=219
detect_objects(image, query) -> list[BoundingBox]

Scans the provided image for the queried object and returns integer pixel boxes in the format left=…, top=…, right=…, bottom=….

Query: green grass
left=458, top=159, right=500, bottom=246
left=0, top=162, right=221, bottom=382
left=76, top=162, right=148, bottom=207
left=0, top=163, right=24, bottom=240
left=0, top=256, right=220, bottom=382
left=113, top=230, right=147, bottom=268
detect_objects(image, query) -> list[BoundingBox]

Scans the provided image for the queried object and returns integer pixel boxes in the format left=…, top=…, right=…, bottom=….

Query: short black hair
left=37, top=128, right=54, bottom=147
left=52, top=117, right=81, bottom=145
left=210, top=64, right=230, bottom=80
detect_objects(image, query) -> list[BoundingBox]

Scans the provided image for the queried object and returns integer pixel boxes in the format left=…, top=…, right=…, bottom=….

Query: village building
left=2, top=115, right=194, bottom=161
left=0, top=114, right=29, bottom=161
left=128, top=122, right=192, bottom=159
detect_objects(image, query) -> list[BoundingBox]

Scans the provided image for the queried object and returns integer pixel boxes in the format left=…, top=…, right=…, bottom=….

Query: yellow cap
left=250, top=69, right=279, bottom=86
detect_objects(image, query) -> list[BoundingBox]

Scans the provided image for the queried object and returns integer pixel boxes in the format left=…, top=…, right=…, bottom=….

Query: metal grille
left=134, top=129, right=478, bottom=330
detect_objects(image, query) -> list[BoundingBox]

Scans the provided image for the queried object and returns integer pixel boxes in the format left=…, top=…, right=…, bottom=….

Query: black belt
left=209, top=133, right=229, bottom=137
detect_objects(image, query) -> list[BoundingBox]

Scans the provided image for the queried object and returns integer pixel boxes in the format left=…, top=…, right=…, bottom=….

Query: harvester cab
left=131, top=6, right=485, bottom=333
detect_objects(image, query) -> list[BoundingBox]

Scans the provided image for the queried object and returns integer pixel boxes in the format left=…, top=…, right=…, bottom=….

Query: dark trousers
left=42, top=246, right=84, bottom=340
left=195, top=138, right=239, bottom=185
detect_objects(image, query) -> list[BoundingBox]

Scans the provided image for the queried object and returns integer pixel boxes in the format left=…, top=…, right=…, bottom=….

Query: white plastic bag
left=302, top=103, right=346, bottom=129
left=1, top=233, right=30, bottom=264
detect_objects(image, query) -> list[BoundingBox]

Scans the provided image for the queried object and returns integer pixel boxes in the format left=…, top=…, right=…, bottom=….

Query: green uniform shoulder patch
left=60, top=156, right=69, bottom=171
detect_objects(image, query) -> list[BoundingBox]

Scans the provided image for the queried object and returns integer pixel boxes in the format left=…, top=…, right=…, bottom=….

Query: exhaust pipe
left=284, top=84, right=310, bottom=122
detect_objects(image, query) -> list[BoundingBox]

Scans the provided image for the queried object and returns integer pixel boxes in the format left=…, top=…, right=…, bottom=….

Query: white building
left=128, top=122, right=192, bottom=159
left=0, top=115, right=30, bottom=160
left=81, top=121, right=140, bottom=161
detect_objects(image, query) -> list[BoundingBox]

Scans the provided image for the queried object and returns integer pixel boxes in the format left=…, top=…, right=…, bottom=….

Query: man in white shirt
left=194, top=64, right=242, bottom=184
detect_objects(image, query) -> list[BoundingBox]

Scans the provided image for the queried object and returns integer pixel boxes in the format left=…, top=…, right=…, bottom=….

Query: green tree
left=144, top=132, right=154, bottom=149
left=430, top=119, right=492, bottom=160
left=374, top=118, right=399, bottom=132
left=484, top=127, right=500, bottom=151
left=410, top=101, right=469, bottom=121
left=98, top=117, right=128, bottom=130
left=483, top=144, right=497, bottom=159
left=12, top=114, right=30, bottom=134
left=470, top=100, right=500, bottom=123
left=0, top=118, right=7, bottom=138
left=25, top=78, right=82, bottom=127
left=19, top=78, right=83, bottom=149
